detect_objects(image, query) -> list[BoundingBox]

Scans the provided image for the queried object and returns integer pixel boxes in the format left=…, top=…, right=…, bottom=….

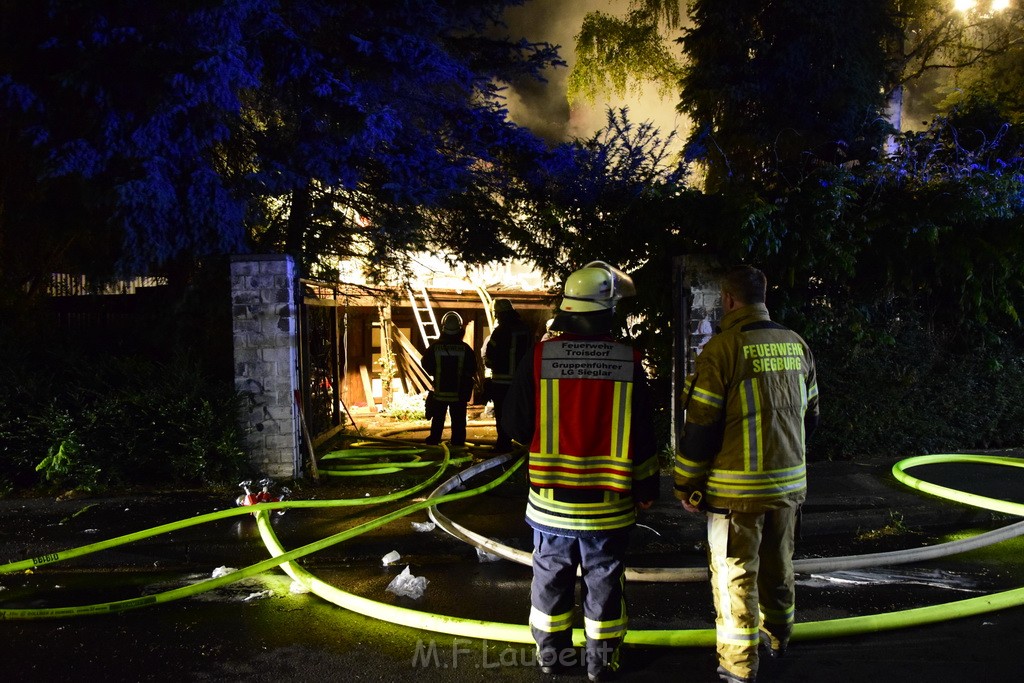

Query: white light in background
left=953, top=0, right=977, bottom=12
left=991, top=0, right=1012, bottom=11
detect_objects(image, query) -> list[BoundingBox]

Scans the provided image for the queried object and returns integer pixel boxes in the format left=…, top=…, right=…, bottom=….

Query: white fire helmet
left=440, top=311, right=463, bottom=334
left=558, top=261, right=636, bottom=313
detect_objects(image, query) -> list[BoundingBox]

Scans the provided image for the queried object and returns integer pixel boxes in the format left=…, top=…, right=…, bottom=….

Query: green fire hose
left=2, top=449, right=1023, bottom=650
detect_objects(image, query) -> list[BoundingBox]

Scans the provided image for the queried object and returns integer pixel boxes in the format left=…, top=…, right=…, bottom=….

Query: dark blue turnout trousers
left=529, top=528, right=629, bottom=675
left=427, top=401, right=467, bottom=445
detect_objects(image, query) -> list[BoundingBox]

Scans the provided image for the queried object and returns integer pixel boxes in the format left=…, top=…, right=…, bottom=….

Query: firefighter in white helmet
left=502, top=261, right=659, bottom=682
left=421, top=311, right=477, bottom=446
left=553, top=260, right=637, bottom=317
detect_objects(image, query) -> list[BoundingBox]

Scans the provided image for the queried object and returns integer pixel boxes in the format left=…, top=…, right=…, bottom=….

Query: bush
left=383, top=391, right=427, bottom=420
left=806, top=308, right=1024, bottom=461
left=0, top=341, right=251, bottom=494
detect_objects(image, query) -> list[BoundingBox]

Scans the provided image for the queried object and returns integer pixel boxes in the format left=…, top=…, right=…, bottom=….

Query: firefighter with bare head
left=675, top=264, right=820, bottom=683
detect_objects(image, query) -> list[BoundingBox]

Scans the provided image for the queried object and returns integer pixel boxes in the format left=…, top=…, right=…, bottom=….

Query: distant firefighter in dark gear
left=483, top=298, right=534, bottom=453
left=675, top=265, right=820, bottom=683
left=422, top=311, right=477, bottom=447
left=503, top=261, right=660, bottom=682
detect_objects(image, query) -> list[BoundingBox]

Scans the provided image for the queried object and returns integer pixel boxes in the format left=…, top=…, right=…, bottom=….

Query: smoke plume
left=498, top=0, right=686, bottom=144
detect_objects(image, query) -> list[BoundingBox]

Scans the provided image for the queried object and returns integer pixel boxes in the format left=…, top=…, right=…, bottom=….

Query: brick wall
left=683, top=256, right=721, bottom=375
left=230, top=255, right=300, bottom=479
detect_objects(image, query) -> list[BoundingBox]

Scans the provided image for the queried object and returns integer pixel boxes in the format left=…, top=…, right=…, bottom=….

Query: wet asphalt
left=2, top=421, right=1023, bottom=682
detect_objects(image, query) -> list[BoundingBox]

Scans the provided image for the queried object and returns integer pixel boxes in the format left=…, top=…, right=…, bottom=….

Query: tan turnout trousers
left=707, top=504, right=798, bottom=681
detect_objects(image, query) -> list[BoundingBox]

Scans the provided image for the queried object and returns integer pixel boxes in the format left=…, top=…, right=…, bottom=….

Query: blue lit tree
left=509, top=107, right=705, bottom=369
left=235, top=1, right=563, bottom=280
left=1, top=1, right=267, bottom=293
left=0, top=0, right=561, bottom=295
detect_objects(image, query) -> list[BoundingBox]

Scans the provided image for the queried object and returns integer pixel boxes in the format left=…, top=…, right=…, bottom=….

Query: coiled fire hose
left=2, top=450, right=1023, bottom=649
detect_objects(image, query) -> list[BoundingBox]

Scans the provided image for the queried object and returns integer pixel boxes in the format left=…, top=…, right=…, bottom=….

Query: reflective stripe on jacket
left=675, top=304, right=819, bottom=513
left=525, top=336, right=659, bottom=534
left=486, top=325, right=533, bottom=384
left=422, top=339, right=475, bottom=403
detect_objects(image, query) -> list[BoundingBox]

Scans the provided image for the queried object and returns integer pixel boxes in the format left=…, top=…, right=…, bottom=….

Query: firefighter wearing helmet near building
left=502, top=261, right=660, bottom=682
left=421, top=311, right=477, bottom=446
left=483, top=298, right=534, bottom=453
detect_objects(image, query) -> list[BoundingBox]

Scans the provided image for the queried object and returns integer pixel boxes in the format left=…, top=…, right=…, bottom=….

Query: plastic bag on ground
left=382, top=550, right=401, bottom=566
left=385, top=565, right=429, bottom=599
left=411, top=521, right=436, bottom=532
left=476, top=547, right=502, bottom=563
left=242, top=589, right=272, bottom=602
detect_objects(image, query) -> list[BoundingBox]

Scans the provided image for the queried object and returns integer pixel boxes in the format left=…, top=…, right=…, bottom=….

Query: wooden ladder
left=407, top=285, right=440, bottom=344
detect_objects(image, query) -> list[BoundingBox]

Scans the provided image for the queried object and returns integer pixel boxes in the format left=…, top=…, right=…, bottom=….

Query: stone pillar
left=672, top=255, right=721, bottom=450
left=681, top=255, right=722, bottom=374
left=230, top=254, right=300, bottom=479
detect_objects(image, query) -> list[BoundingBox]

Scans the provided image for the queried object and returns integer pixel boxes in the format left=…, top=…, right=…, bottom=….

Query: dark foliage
left=0, top=264, right=247, bottom=494
left=0, top=0, right=562, bottom=295
left=809, top=307, right=1024, bottom=461
left=679, top=0, right=896, bottom=191
left=0, top=336, right=251, bottom=495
